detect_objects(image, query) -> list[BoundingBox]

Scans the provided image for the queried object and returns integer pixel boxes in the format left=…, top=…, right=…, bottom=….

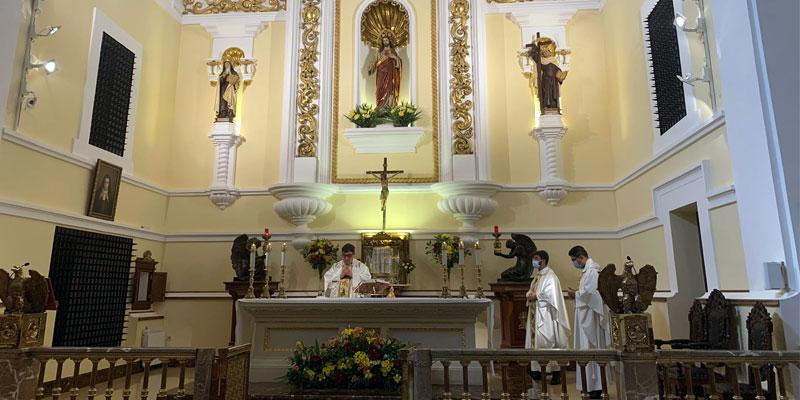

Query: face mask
left=532, top=260, right=540, bottom=268
left=573, top=260, right=583, bottom=269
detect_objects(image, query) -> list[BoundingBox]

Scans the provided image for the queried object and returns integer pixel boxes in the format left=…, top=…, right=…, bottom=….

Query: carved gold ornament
left=486, top=0, right=532, bottom=3
left=449, top=0, right=474, bottom=155
left=222, top=47, right=245, bottom=66
left=360, top=0, right=410, bottom=49
left=296, top=0, right=322, bottom=158
left=183, top=0, right=286, bottom=14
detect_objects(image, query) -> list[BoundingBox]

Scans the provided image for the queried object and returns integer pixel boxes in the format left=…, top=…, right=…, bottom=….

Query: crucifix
left=366, top=157, right=404, bottom=231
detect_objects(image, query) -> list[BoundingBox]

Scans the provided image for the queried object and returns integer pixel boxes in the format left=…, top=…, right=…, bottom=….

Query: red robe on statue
left=374, top=48, right=402, bottom=109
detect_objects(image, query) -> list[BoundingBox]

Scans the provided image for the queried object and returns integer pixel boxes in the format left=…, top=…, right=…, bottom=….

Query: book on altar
left=355, top=279, right=391, bottom=297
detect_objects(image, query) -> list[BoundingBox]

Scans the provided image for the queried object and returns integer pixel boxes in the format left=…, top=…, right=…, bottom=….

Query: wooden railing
left=404, top=349, right=800, bottom=400
left=0, top=344, right=250, bottom=400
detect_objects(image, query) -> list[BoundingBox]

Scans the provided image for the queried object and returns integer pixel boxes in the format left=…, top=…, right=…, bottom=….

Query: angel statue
left=361, top=0, right=409, bottom=109
left=598, top=256, right=658, bottom=314
left=494, top=234, right=537, bottom=282
left=524, top=33, right=569, bottom=114
left=0, top=263, right=49, bottom=314
left=230, top=234, right=266, bottom=281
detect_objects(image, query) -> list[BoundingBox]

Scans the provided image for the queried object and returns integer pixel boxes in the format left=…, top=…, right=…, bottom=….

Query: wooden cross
left=366, top=157, right=404, bottom=231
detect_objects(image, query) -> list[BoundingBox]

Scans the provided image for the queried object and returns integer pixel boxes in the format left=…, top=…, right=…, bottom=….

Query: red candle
left=493, top=225, right=499, bottom=234
left=264, top=228, right=270, bottom=236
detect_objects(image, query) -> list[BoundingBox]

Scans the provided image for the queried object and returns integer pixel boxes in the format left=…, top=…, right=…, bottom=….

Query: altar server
left=324, top=243, right=372, bottom=298
left=567, top=245, right=610, bottom=399
left=525, top=250, right=570, bottom=385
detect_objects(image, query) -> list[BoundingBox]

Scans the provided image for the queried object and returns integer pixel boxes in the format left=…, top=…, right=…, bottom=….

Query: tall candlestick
left=474, top=242, right=484, bottom=298
left=440, top=246, right=447, bottom=267
left=265, top=243, right=272, bottom=267
left=261, top=242, right=271, bottom=299
left=245, top=243, right=256, bottom=299
left=458, top=241, right=465, bottom=265
left=281, top=243, right=286, bottom=266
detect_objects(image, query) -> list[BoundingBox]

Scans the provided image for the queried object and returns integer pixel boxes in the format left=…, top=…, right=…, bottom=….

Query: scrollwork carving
left=296, top=0, right=322, bottom=157
left=449, top=0, right=474, bottom=155
left=183, top=0, right=286, bottom=14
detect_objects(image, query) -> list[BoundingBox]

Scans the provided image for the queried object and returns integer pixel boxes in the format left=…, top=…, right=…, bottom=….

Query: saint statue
left=495, top=234, right=537, bottom=282
left=526, top=35, right=568, bottom=114
left=368, top=35, right=403, bottom=109
left=216, top=60, right=240, bottom=121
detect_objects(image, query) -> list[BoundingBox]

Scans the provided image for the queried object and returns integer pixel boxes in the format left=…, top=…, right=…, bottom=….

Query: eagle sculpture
left=0, top=263, right=49, bottom=314
left=598, top=257, right=657, bottom=314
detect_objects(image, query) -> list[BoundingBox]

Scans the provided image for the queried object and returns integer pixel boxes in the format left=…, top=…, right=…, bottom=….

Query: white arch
left=353, top=0, right=417, bottom=107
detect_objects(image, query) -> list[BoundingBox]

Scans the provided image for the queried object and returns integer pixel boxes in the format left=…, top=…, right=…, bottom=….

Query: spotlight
left=676, top=73, right=707, bottom=85
left=31, top=59, right=58, bottom=74
left=36, top=25, right=60, bottom=37
left=674, top=12, right=705, bottom=33
left=674, top=13, right=687, bottom=29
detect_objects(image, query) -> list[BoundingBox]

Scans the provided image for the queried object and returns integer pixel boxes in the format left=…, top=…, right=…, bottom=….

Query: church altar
left=235, top=297, right=493, bottom=383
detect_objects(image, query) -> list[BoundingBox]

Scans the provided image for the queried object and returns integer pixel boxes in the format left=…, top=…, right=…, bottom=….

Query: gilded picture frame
left=87, top=160, right=122, bottom=221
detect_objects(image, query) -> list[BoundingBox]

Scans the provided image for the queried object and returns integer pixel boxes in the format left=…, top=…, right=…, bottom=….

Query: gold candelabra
left=388, top=260, right=397, bottom=298
left=245, top=243, right=257, bottom=299
left=458, top=241, right=467, bottom=298
left=440, top=265, right=450, bottom=298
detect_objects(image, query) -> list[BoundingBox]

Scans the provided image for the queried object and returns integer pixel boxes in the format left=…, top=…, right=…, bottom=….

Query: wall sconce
left=13, top=0, right=59, bottom=129
left=674, top=0, right=717, bottom=111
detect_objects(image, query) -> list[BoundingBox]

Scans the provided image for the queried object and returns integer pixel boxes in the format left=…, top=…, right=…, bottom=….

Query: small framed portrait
left=87, top=160, right=122, bottom=221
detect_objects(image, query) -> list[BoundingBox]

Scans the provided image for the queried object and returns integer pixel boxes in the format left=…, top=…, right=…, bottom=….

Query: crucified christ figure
left=366, top=157, right=404, bottom=231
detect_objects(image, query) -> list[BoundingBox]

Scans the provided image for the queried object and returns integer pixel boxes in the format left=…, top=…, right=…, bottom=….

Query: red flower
left=310, top=355, right=322, bottom=367
left=343, top=341, right=354, bottom=354
left=368, top=347, right=381, bottom=360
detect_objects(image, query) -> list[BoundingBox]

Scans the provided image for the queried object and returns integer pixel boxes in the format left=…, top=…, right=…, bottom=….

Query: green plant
left=345, top=103, right=381, bottom=128
left=424, top=233, right=470, bottom=270
left=301, top=239, right=339, bottom=271
left=387, top=101, right=422, bottom=127
left=287, top=327, right=405, bottom=392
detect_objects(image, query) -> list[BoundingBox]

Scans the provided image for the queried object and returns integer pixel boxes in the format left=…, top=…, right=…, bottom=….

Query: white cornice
left=152, top=0, right=183, bottom=22
left=485, top=0, right=604, bottom=15
left=181, top=12, right=286, bottom=36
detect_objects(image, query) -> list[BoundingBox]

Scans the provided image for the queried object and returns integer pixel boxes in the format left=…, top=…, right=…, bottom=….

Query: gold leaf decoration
left=360, top=0, right=410, bottom=49
left=183, top=0, right=286, bottom=14
left=296, top=0, right=322, bottom=158
left=449, top=0, right=474, bottom=155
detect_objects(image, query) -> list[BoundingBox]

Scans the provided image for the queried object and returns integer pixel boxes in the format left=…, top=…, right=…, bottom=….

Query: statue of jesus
left=368, top=35, right=402, bottom=109
left=525, top=34, right=568, bottom=114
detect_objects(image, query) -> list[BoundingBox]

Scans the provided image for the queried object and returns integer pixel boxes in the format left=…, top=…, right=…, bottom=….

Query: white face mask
left=532, top=260, right=540, bottom=268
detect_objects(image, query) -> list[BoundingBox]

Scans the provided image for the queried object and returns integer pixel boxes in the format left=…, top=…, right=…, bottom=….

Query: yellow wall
left=710, top=203, right=748, bottom=291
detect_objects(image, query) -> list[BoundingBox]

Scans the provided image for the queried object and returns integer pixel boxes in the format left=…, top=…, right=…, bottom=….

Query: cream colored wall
left=620, top=227, right=670, bottom=291
left=710, top=203, right=748, bottom=291
left=9, top=0, right=181, bottom=187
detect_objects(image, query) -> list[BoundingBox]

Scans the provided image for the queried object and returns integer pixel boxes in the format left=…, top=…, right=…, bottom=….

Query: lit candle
left=493, top=225, right=499, bottom=235
left=281, top=242, right=287, bottom=266
left=474, top=241, right=481, bottom=265
left=249, top=243, right=256, bottom=271
left=264, top=228, right=270, bottom=237
left=265, top=243, right=272, bottom=266
left=458, top=241, right=465, bottom=265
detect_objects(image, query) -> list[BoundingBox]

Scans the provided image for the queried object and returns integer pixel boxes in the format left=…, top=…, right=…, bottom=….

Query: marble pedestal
left=235, top=298, right=493, bottom=384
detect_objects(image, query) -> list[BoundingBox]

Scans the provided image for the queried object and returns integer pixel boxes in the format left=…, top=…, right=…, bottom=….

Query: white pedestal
left=431, top=181, right=502, bottom=244
left=236, top=298, right=493, bottom=384
left=208, top=122, right=244, bottom=209
left=343, top=125, right=425, bottom=153
left=269, top=183, right=338, bottom=248
left=534, top=114, right=569, bottom=206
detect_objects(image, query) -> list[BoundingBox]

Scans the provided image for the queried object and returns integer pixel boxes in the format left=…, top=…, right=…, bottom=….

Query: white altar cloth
left=235, top=297, right=493, bottom=382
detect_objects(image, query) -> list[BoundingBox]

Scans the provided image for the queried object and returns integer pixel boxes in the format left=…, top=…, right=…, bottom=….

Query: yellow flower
left=393, top=374, right=402, bottom=383
left=354, top=114, right=360, bottom=120
left=380, top=360, right=392, bottom=375
left=399, top=111, right=405, bottom=116
left=354, top=351, right=370, bottom=367
left=364, top=370, right=373, bottom=380
left=343, top=328, right=353, bottom=336
left=322, top=363, right=335, bottom=377
left=304, top=368, right=315, bottom=379
left=295, top=340, right=304, bottom=349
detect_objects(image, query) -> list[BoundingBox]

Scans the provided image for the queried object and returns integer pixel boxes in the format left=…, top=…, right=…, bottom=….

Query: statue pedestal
left=609, top=312, right=654, bottom=352
left=223, top=280, right=278, bottom=346
left=0, top=313, right=47, bottom=349
left=490, top=281, right=532, bottom=396
left=533, top=113, right=569, bottom=206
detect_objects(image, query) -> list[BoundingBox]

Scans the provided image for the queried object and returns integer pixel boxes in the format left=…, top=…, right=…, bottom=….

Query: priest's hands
left=526, top=291, right=537, bottom=301
left=567, top=287, right=576, bottom=299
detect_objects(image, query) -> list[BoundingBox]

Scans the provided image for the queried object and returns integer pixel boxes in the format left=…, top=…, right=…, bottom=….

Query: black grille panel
left=646, top=0, right=687, bottom=134
left=88, top=33, right=135, bottom=156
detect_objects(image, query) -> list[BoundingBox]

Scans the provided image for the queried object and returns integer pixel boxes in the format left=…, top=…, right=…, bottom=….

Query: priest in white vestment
left=567, top=245, right=611, bottom=399
left=525, top=250, right=570, bottom=385
left=324, top=243, right=372, bottom=298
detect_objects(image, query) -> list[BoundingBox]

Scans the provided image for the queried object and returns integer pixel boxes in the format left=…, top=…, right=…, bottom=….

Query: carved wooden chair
left=737, top=302, right=776, bottom=400
left=656, top=290, right=739, bottom=398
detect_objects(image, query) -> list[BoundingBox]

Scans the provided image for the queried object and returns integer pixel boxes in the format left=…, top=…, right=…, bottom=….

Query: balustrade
left=404, top=349, right=799, bottom=400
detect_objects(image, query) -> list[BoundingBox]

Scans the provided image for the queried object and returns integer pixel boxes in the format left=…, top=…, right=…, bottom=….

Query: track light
left=676, top=73, right=707, bottom=85
left=31, top=59, right=58, bottom=74
left=674, top=12, right=705, bottom=33
left=36, top=25, right=60, bottom=38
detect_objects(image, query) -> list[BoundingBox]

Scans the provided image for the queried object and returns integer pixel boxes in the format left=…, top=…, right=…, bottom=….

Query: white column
left=0, top=0, right=23, bottom=132
left=208, top=123, right=244, bottom=209
left=709, top=0, right=796, bottom=291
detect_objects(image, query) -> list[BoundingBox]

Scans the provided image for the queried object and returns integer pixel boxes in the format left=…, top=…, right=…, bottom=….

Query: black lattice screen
left=89, top=32, right=135, bottom=157
left=646, top=0, right=687, bottom=135
left=49, top=227, right=133, bottom=347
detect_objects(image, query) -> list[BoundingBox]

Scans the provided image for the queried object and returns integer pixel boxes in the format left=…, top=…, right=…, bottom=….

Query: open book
left=355, top=279, right=392, bottom=297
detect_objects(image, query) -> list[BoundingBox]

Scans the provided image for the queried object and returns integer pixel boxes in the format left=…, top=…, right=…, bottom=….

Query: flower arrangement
left=287, top=327, right=405, bottom=393
left=388, top=101, right=422, bottom=127
left=424, top=233, right=470, bottom=270
left=400, top=259, right=415, bottom=276
left=301, top=239, right=339, bottom=271
left=345, top=103, right=381, bottom=128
